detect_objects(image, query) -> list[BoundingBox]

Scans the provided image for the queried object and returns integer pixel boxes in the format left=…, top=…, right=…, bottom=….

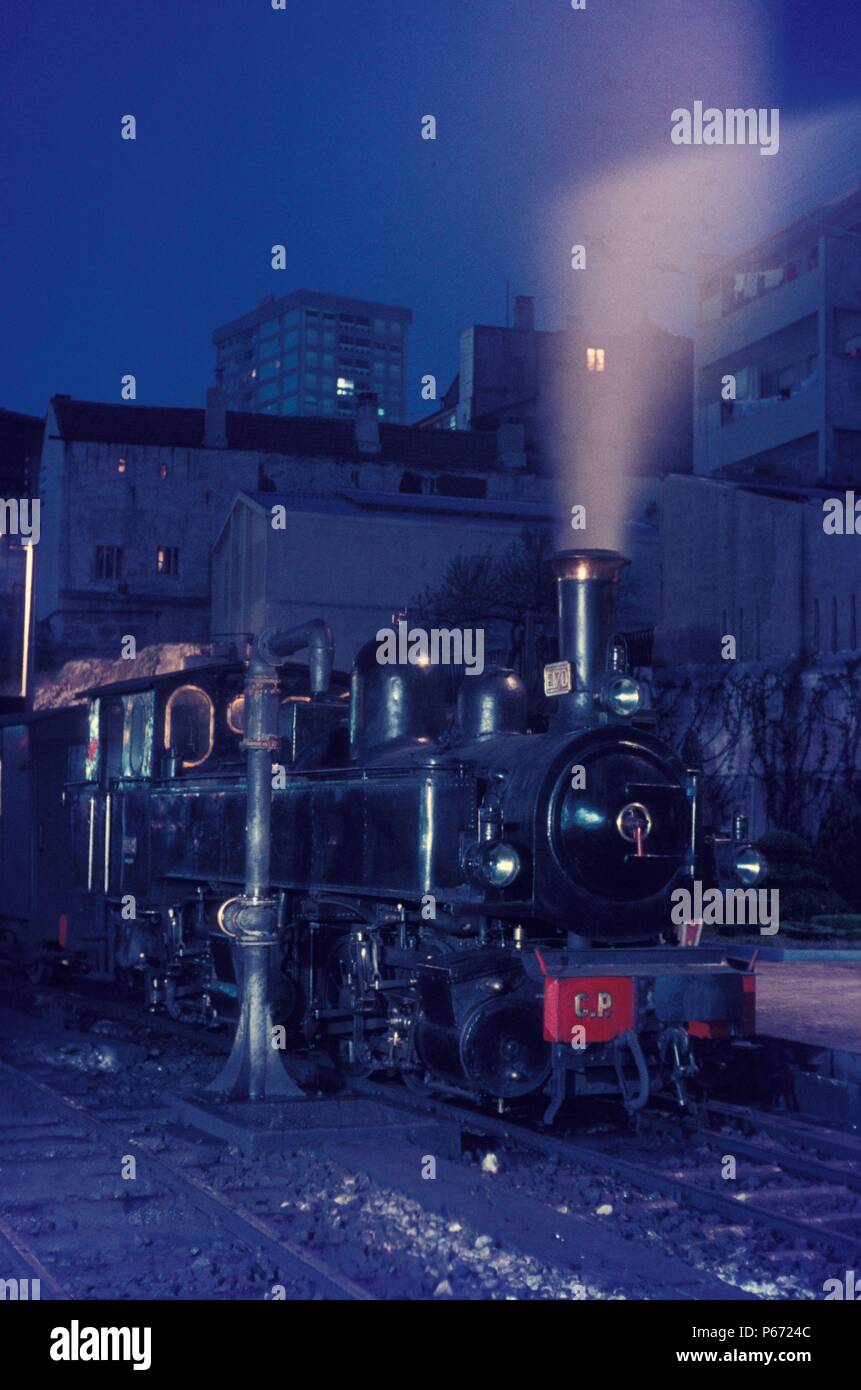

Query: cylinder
left=551, top=549, right=629, bottom=729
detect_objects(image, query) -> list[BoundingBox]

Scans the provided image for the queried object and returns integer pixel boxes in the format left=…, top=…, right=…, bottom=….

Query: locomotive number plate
left=543, top=661, right=572, bottom=696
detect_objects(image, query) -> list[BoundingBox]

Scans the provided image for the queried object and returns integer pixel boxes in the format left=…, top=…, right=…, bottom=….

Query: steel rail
left=0, top=1059, right=373, bottom=1301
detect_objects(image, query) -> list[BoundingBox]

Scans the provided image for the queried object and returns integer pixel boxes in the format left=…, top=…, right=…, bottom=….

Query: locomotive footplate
left=528, top=946, right=756, bottom=1117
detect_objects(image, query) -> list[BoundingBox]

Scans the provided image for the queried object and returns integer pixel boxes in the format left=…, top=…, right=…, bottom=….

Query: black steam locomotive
left=0, top=550, right=763, bottom=1118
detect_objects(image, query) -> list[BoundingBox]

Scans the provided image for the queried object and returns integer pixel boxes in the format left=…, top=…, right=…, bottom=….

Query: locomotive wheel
left=461, top=995, right=551, bottom=1099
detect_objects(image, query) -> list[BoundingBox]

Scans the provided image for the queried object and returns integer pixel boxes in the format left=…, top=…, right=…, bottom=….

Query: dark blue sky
left=3, top=0, right=860, bottom=421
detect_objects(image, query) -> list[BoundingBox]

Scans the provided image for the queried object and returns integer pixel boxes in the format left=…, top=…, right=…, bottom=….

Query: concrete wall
left=656, top=474, right=861, bottom=667
left=213, top=497, right=548, bottom=666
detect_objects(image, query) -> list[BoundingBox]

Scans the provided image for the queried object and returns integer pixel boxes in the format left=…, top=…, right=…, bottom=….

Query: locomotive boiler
left=0, top=549, right=764, bottom=1119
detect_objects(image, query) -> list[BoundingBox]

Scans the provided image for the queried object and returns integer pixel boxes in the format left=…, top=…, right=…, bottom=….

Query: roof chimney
left=355, top=391, right=381, bottom=456
left=513, top=295, right=535, bottom=332
left=205, top=370, right=227, bottom=449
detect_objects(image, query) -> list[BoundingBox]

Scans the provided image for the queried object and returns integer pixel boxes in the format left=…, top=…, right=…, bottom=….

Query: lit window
left=156, top=546, right=179, bottom=576
left=226, top=695, right=245, bottom=734
left=586, top=348, right=606, bottom=373
left=337, top=376, right=355, bottom=397
left=164, top=685, right=214, bottom=770
left=159, top=462, right=169, bottom=479
left=117, top=458, right=127, bottom=474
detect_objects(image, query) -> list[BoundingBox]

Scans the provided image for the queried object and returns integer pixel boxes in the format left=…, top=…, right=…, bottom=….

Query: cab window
left=164, top=685, right=214, bottom=769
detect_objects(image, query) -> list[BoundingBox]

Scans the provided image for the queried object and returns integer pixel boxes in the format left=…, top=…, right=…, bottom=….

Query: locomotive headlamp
left=465, top=840, right=522, bottom=888
left=733, top=846, right=768, bottom=887
left=605, top=676, right=642, bottom=718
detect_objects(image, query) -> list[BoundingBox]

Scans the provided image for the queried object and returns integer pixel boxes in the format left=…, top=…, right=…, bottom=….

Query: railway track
left=2, top=983, right=855, bottom=1297
left=0, top=1058, right=372, bottom=1301
left=352, top=1078, right=861, bottom=1268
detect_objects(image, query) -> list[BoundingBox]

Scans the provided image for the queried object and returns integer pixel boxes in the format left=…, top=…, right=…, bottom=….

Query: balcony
left=698, top=264, right=822, bottom=365
left=695, top=378, right=822, bottom=473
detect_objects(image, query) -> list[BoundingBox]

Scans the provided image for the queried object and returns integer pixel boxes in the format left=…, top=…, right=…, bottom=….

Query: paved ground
left=755, top=961, right=861, bottom=1053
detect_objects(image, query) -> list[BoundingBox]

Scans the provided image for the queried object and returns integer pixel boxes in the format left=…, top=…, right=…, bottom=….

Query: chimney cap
left=552, top=549, right=629, bottom=582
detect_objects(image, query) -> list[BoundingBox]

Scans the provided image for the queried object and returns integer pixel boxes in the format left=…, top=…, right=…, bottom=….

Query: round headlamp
left=465, top=841, right=522, bottom=889
left=606, top=676, right=642, bottom=718
left=733, top=846, right=768, bottom=887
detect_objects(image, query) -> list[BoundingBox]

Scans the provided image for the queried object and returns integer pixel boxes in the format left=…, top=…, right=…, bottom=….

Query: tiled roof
left=49, top=398, right=501, bottom=472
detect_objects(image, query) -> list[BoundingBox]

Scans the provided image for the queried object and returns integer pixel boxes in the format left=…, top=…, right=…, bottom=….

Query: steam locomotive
left=0, top=550, right=764, bottom=1118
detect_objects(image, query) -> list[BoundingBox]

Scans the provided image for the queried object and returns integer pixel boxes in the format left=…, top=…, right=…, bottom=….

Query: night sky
left=3, top=0, right=860, bottom=422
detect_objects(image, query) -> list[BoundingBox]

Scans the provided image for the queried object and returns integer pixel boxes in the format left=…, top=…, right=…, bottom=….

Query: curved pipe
left=255, top=618, right=333, bottom=695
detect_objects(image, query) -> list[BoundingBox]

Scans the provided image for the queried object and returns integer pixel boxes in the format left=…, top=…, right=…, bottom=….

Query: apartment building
left=212, top=290, right=413, bottom=422
left=695, top=181, right=861, bottom=484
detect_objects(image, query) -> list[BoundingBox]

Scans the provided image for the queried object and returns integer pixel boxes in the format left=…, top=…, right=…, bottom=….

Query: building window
left=337, top=376, right=355, bottom=397
left=586, top=348, right=606, bottom=373
left=156, top=546, right=179, bottom=576
left=95, top=545, right=123, bottom=580
left=117, top=457, right=127, bottom=474
left=159, top=462, right=169, bottom=480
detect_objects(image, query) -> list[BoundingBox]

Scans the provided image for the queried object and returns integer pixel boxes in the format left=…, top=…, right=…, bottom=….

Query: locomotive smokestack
left=549, top=549, right=630, bottom=729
